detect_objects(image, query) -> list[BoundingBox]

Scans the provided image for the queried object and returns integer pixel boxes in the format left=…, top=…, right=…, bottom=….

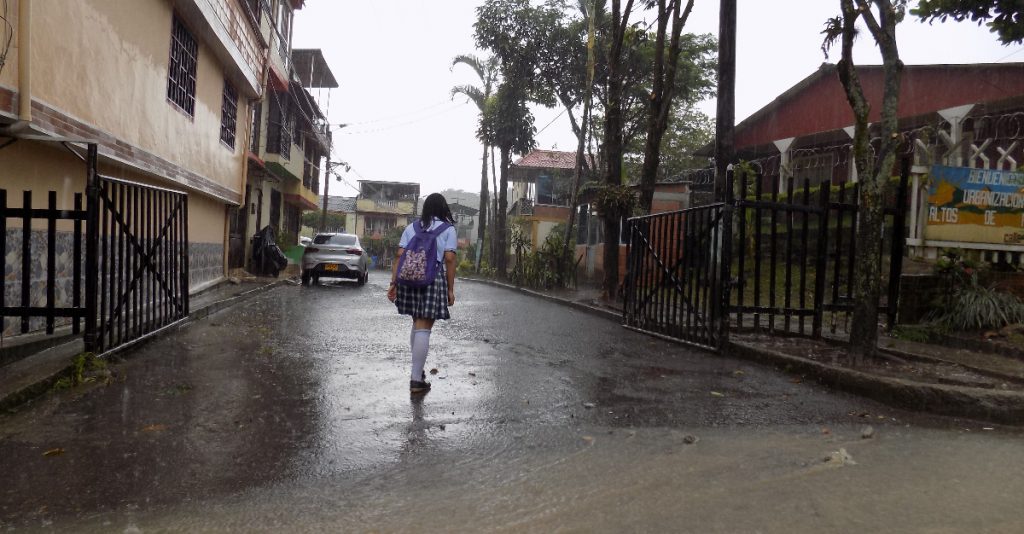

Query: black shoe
left=410, top=380, right=431, bottom=393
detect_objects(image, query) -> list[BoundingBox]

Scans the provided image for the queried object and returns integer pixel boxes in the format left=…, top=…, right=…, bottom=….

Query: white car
left=301, top=233, right=369, bottom=286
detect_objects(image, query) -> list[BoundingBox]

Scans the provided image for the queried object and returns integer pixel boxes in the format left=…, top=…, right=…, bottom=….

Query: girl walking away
left=387, top=193, right=458, bottom=394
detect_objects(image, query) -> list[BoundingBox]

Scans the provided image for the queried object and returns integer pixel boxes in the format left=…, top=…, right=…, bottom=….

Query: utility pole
left=714, top=0, right=736, bottom=202
left=320, top=130, right=333, bottom=231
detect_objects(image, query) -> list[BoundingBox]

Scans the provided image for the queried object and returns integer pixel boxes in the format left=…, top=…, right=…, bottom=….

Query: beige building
left=236, top=45, right=335, bottom=270
left=0, top=0, right=273, bottom=336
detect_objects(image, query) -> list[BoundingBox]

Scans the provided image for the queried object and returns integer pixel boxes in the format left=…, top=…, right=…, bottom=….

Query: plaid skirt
left=395, top=263, right=450, bottom=320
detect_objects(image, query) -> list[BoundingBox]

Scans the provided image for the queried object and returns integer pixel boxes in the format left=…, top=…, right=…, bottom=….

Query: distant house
left=314, top=195, right=357, bottom=233
left=507, top=149, right=694, bottom=283
left=354, top=181, right=420, bottom=239
left=508, top=150, right=584, bottom=252
left=449, top=201, right=480, bottom=248
left=575, top=181, right=692, bottom=284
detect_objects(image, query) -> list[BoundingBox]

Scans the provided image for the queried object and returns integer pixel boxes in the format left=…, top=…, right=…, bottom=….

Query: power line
left=340, top=99, right=456, bottom=127
left=339, top=101, right=471, bottom=135
left=995, top=46, right=1024, bottom=62
left=536, top=108, right=568, bottom=135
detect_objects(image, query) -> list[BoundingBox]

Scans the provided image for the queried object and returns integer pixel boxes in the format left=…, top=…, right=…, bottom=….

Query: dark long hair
left=420, top=193, right=456, bottom=226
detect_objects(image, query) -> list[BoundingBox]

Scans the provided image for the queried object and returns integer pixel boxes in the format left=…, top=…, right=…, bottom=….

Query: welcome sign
left=926, top=165, right=1024, bottom=245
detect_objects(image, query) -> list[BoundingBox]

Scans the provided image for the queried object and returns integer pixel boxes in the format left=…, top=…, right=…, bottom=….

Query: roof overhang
left=284, top=193, right=318, bottom=211
left=292, top=49, right=339, bottom=89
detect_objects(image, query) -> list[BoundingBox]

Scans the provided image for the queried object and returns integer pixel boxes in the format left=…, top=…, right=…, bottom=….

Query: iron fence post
left=887, top=158, right=910, bottom=330
left=717, top=169, right=734, bottom=349
left=812, top=183, right=831, bottom=338
left=622, top=218, right=631, bottom=325
left=83, top=144, right=99, bottom=352
left=181, top=196, right=190, bottom=315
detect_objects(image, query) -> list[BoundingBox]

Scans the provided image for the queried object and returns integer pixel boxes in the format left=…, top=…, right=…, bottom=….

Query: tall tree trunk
left=600, top=0, right=634, bottom=299
left=639, top=0, right=693, bottom=213
left=496, top=146, right=511, bottom=278
left=560, top=0, right=599, bottom=286
left=837, top=0, right=903, bottom=364
left=478, top=143, right=489, bottom=243
left=490, top=145, right=499, bottom=267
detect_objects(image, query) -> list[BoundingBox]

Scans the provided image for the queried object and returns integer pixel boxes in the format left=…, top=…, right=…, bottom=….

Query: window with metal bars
left=167, top=16, right=198, bottom=117
left=267, top=92, right=291, bottom=159
left=220, top=80, right=238, bottom=148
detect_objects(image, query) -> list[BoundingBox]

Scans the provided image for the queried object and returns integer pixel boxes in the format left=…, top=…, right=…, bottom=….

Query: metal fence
left=86, top=173, right=190, bottom=354
left=728, top=161, right=909, bottom=337
left=623, top=201, right=731, bottom=350
left=0, top=189, right=86, bottom=336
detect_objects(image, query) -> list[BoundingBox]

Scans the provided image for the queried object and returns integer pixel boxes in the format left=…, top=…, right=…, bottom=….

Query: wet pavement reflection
left=1, top=271, right=1023, bottom=531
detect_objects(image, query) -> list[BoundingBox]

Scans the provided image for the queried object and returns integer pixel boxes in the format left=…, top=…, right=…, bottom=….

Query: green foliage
left=457, top=258, right=475, bottom=276
left=927, top=249, right=1024, bottom=331
left=890, top=325, right=936, bottom=343
left=913, top=0, right=1024, bottom=44
left=594, top=184, right=636, bottom=217
left=478, top=84, right=537, bottom=157
left=477, top=260, right=497, bottom=278
left=302, top=211, right=347, bottom=232
left=362, top=226, right=404, bottom=262
left=509, top=222, right=577, bottom=290
left=53, top=353, right=106, bottom=391
left=930, top=284, right=1024, bottom=331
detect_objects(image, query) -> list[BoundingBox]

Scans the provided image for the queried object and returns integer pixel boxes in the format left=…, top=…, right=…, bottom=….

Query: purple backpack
left=396, top=220, right=452, bottom=287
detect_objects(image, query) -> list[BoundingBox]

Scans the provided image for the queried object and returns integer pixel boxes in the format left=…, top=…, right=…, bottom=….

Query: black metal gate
left=2, top=145, right=190, bottom=356
left=623, top=202, right=732, bottom=350
left=622, top=161, right=909, bottom=351
left=729, top=161, right=908, bottom=338
left=84, top=146, right=190, bottom=354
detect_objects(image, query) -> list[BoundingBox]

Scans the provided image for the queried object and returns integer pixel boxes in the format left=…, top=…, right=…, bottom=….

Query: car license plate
left=324, top=264, right=339, bottom=272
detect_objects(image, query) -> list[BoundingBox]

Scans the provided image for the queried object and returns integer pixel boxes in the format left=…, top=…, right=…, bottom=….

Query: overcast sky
left=292, top=1, right=1022, bottom=198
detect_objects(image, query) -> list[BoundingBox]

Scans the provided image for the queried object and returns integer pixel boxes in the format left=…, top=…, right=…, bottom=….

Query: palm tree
left=451, top=54, right=498, bottom=256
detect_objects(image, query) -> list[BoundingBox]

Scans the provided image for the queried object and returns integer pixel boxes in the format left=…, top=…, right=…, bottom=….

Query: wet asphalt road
left=1, top=271, right=1023, bottom=532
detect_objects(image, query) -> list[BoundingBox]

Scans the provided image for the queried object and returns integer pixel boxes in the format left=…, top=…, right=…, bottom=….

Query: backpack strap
left=426, top=222, right=451, bottom=236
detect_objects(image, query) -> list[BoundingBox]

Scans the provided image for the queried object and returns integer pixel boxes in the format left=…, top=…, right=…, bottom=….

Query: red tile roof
left=512, top=150, right=580, bottom=170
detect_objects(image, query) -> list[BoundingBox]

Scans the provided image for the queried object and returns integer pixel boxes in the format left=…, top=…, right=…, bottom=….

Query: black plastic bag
left=251, top=226, right=288, bottom=277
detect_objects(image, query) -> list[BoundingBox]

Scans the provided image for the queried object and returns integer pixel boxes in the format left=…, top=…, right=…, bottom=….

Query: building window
left=167, top=16, right=198, bottom=117
left=267, top=92, right=291, bottom=159
left=220, top=81, right=238, bottom=148
left=276, top=1, right=292, bottom=65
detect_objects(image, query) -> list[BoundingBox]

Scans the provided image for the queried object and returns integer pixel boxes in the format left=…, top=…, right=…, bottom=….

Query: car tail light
left=346, top=248, right=362, bottom=256
left=305, top=247, right=319, bottom=253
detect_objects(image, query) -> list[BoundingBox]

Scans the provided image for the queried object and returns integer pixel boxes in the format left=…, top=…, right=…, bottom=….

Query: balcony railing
left=508, top=198, right=534, bottom=216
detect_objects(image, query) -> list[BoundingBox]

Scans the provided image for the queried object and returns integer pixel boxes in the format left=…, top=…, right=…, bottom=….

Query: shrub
left=928, top=249, right=1024, bottom=331
left=456, top=258, right=475, bottom=276
left=930, top=284, right=1024, bottom=331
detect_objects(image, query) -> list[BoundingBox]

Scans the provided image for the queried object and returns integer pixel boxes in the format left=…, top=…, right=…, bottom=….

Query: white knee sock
left=410, top=326, right=416, bottom=352
left=411, top=329, right=431, bottom=381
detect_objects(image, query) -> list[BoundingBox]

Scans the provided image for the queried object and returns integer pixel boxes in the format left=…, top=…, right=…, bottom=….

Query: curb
left=0, top=279, right=287, bottom=412
left=730, top=341, right=1024, bottom=425
left=460, top=277, right=1024, bottom=425
left=459, top=277, right=622, bottom=322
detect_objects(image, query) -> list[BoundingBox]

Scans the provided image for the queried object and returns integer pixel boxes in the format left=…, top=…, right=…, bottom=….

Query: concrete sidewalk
left=462, top=276, right=1024, bottom=424
left=0, top=276, right=288, bottom=411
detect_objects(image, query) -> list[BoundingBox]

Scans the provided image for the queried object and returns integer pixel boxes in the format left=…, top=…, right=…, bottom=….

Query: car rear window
left=313, top=234, right=357, bottom=246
